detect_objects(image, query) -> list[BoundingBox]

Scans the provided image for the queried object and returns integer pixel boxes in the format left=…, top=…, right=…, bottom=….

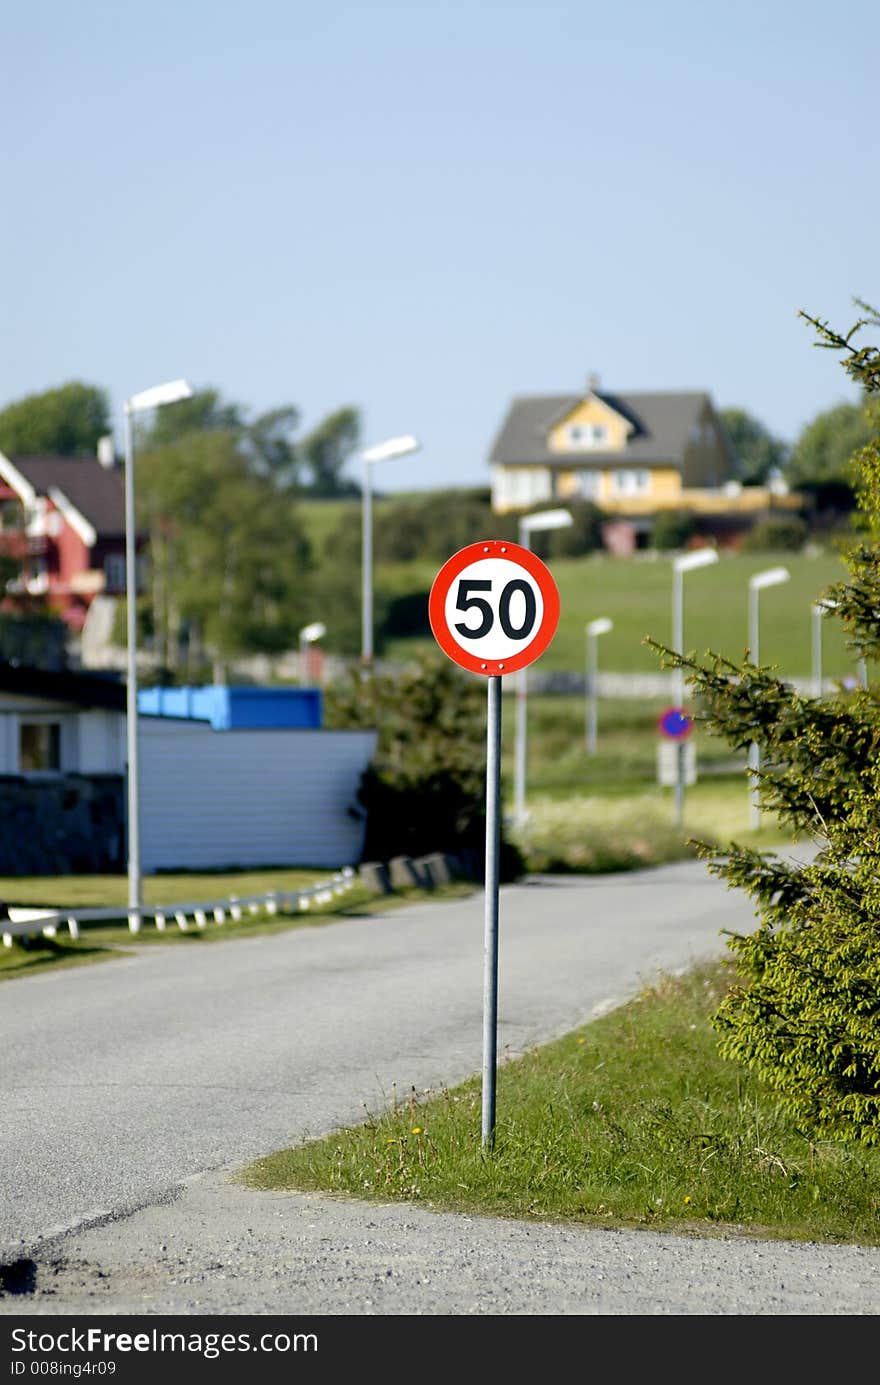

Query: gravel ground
left=3, top=1164, right=880, bottom=1317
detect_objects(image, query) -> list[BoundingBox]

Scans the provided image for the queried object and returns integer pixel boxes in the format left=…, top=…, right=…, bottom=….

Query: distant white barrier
left=1, top=868, right=357, bottom=948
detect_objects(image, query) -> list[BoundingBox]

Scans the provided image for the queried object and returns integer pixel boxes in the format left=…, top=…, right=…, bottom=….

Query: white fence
left=2, top=867, right=357, bottom=947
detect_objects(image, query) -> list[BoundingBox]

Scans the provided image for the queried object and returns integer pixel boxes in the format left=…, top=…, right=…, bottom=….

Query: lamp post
left=513, top=507, right=573, bottom=823
left=671, top=548, right=718, bottom=826
left=299, top=621, right=327, bottom=685
left=360, top=434, right=421, bottom=674
left=123, top=378, right=193, bottom=932
left=748, top=565, right=790, bottom=830
left=811, top=599, right=835, bottom=697
left=585, top=617, right=613, bottom=756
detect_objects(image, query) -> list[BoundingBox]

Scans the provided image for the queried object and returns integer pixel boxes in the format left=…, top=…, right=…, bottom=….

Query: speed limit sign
left=429, top=539, right=561, bottom=676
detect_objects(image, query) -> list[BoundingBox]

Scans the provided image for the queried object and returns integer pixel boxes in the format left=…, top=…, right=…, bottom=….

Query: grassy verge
left=239, top=958, right=880, bottom=1246
left=0, top=867, right=349, bottom=910
left=0, top=878, right=476, bottom=981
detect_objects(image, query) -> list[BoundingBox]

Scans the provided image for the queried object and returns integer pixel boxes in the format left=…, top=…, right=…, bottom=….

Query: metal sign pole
left=428, top=540, right=562, bottom=1153
left=482, top=674, right=502, bottom=1149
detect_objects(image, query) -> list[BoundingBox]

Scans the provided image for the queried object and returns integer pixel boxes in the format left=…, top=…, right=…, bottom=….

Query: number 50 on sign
left=428, top=539, right=560, bottom=677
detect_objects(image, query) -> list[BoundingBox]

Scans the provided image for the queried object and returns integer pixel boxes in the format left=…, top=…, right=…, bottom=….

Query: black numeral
left=453, top=577, right=537, bottom=641
left=498, top=579, right=536, bottom=638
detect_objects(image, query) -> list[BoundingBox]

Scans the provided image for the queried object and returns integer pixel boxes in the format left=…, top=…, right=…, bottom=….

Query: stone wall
left=0, top=774, right=125, bottom=875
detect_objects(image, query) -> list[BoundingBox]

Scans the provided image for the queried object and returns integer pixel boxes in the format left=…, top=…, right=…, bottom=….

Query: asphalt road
left=3, top=853, right=879, bottom=1316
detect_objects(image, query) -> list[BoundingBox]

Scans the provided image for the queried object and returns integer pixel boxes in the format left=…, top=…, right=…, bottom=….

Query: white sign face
left=657, top=740, right=697, bottom=786
left=429, top=540, right=561, bottom=677
left=442, top=557, right=545, bottom=663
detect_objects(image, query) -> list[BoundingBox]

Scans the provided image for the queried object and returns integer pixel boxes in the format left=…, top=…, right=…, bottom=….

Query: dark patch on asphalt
left=0, top=1257, right=37, bottom=1296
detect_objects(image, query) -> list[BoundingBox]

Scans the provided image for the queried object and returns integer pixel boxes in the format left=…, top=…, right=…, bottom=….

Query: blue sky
left=3, top=0, right=876, bottom=492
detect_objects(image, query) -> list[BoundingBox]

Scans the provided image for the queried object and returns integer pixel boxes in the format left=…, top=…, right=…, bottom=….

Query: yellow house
left=488, top=382, right=802, bottom=549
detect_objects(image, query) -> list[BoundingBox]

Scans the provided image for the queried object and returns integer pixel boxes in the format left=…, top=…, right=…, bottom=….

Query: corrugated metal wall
left=139, top=720, right=377, bottom=872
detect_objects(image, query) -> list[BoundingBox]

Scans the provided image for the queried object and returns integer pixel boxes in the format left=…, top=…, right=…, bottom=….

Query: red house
left=0, top=448, right=136, bottom=632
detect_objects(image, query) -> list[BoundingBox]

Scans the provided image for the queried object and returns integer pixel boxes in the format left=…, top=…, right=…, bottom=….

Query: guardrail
left=1, top=867, right=357, bottom=947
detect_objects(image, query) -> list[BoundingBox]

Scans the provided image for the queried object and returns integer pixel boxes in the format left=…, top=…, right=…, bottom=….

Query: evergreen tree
left=650, top=299, right=880, bottom=1145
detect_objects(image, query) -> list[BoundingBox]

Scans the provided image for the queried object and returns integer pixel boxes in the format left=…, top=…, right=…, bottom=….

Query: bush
left=509, top=796, right=702, bottom=873
left=650, top=511, right=697, bottom=551
left=547, top=500, right=605, bottom=557
left=740, top=514, right=809, bottom=552
left=325, top=652, right=524, bottom=880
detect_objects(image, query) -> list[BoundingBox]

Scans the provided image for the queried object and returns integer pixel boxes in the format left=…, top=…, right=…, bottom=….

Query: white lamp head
left=673, top=548, right=719, bottom=574
left=750, top=566, right=790, bottom=592
left=300, top=622, right=327, bottom=643
left=586, top=617, right=613, bottom=637
left=362, top=434, right=421, bottom=464
left=126, top=378, right=194, bottom=414
left=520, top=508, right=574, bottom=535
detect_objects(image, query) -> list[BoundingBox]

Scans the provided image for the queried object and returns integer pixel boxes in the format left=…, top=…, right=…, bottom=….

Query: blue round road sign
left=658, top=706, right=693, bottom=740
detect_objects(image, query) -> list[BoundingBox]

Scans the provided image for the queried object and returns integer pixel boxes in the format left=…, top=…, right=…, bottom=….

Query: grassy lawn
left=0, top=866, right=348, bottom=910
left=380, top=548, right=857, bottom=682
left=500, top=692, right=804, bottom=869
left=0, top=875, right=475, bottom=981
left=240, top=958, right=880, bottom=1246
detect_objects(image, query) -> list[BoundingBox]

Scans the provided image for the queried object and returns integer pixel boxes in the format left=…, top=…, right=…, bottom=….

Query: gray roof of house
left=7, top=456, right=125, bottom=538
left=488, top=390, right=731, bottom=469
left=0, top=662, right=125, bottom=709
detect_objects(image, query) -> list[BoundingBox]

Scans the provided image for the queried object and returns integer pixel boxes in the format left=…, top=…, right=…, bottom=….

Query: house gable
left=547, top=394, right=632, bottom=455
left=0, top=453, right=38, bottom=510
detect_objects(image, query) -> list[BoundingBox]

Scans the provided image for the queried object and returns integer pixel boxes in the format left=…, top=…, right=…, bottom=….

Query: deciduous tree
left=720, top=406, right=789, bottom=485
left=0, top=382, right=110, bottom=456
left=137, top=431, right=313, bottom=681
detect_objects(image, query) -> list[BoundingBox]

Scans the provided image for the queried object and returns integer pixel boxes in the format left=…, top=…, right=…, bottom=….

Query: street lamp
left=811, top=599, right=835, bottom=697
left=123, top=377, right=193, bottom=932
left=748, top=565, right=790, bottom=830
left=299, top=621, right=327, bottom=685
left=671, top=548, right=719, bottom=825
left=513, top=507, right=573, bottom=823
left=360, top=434, right=421, bottom=673
left=585, top=617, right=613, bottom=756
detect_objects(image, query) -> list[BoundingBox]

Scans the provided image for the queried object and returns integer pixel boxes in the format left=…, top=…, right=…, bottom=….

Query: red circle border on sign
left=428, top=539, right=561, bottom=677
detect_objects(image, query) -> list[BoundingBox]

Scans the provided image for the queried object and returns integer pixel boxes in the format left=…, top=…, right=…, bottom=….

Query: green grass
left=381, top=548, right=858, bottom=682
left=297, top=497, right=361, bottom=555
left=0, top=877, right=475, bottom=980
left=500, top=692, right=802, bottom=868
left=0, top=867, right=346, bottom=910
left=547, top=549, right=854, bottom=679
left=239, top=958, right=880, bottom=1246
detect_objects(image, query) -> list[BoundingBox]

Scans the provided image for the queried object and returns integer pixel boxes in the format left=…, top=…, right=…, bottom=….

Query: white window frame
left=104, top=552, right=126, bottom=593
left=18, top=718, right=63, bottom=775
left=567, top=423, right=608, bottom=450
left=612, top=469, right=651, bottom=496
left=495, top=467, right=552, bottom=508
left=574, top=471, right=600, bottom=499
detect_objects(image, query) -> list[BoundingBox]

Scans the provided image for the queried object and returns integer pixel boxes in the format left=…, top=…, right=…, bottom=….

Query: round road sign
left=658, top=706, right=693, bottom=740
left=429, top=539, right=560, bottom=677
